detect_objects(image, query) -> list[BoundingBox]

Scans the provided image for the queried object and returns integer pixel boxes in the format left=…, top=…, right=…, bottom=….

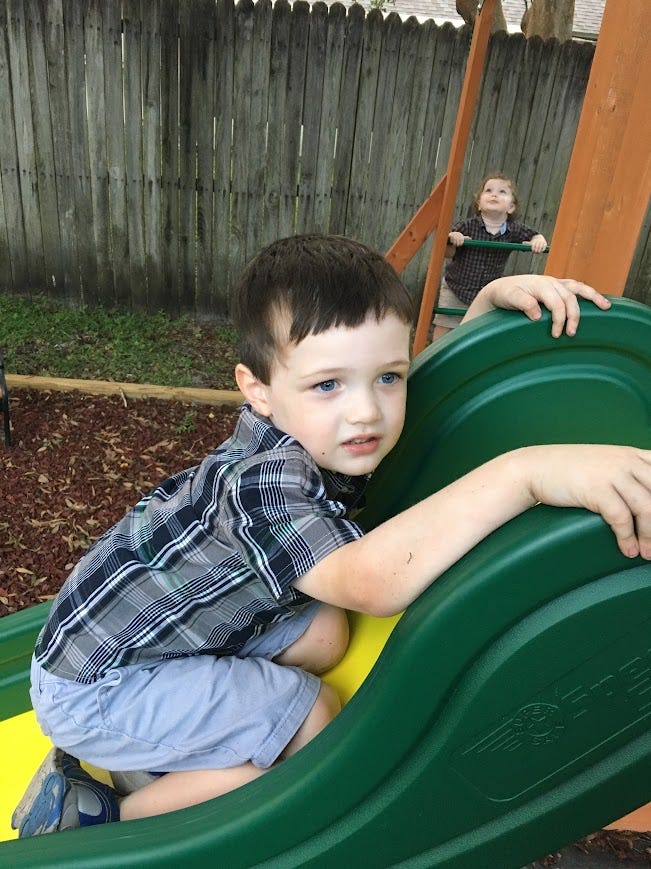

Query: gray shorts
left=432, top=278, right=469, bottom=329
left=30, top=601, right=322, bottom=772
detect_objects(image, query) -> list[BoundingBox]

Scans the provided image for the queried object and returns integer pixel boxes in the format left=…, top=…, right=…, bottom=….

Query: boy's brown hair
left=232, top=235, right=414, bottom=384
left=473, top=172, right=519, bottom=218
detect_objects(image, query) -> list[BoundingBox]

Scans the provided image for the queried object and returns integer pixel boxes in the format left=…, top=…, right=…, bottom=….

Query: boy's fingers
left=600, top=495, right=640, bottom=559
left=550, top=288, right=581, bottom=337
left=603, top=463, right=651, bottom=559
left=630, top=470, right=651, bottom=559
left=539, top=278, right=608, bottom=337
left=638, top=520, right=651, bottom=560
left=514, top=291, right=542, bottom=321
left=557, top=279, right=612, bottom=309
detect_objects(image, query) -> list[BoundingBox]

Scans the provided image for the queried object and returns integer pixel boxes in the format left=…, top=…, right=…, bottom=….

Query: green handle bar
left=459, top=238, right=550, bottom=252
left=435, top=239, right=550, bottom=315
left=434, top=307, right=467, bottom=316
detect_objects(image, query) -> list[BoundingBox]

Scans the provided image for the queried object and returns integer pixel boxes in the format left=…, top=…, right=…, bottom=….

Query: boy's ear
left=235, top=363, right=273, bottom=417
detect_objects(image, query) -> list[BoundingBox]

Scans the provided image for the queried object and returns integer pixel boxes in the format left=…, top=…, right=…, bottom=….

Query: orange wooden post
left=544, top=0, right=651, bottom=294
left=386, top=176, right=446, bottom=273
left=411, top=0, right=495, bottom=354
left=549, top=1, right=651, bottom=833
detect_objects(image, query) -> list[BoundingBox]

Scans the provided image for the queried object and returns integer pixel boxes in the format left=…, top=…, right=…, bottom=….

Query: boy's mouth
left=342, top=435, right=380, bottom=456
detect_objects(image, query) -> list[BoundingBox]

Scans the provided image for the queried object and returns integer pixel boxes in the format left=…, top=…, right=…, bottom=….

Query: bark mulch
left=0, top=388, right=239, bottom=616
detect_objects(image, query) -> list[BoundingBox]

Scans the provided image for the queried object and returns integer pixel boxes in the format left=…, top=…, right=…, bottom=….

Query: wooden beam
left=386, top=176, right=446, bottom=274
left=544, top=0, right=651, bottom=294
left=6, top=374, right=243, bottom=406
left=546, top=0, right=651, bottom=835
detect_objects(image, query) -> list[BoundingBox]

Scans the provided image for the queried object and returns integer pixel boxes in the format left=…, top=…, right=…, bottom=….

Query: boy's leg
left=432, top=279, right=467, bottom=341
left=21, top=604, right=342, bottom=829
left=432, top=324, right=452, bottom=340
left=110, top=605, right=344, bottom=799
left=119, top=679, right=340, bottom=820
left=17, top=673, right=338, bottom=831
left=272, top=603, right=349, bottom=674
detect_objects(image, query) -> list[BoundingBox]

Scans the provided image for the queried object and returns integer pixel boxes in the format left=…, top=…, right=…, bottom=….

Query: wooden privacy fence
left=0, top=0, right=649, bottom=317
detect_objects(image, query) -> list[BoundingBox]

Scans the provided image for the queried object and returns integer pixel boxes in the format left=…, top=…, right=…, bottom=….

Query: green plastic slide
left=0, top=297, right=649, bottom=867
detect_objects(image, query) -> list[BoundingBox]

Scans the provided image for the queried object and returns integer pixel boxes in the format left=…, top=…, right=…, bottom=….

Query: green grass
left=0, top=294, right=239, bottom=391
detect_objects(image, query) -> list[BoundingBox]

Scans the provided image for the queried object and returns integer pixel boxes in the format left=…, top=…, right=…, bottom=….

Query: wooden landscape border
left=5, top=374, right=243, bottom=407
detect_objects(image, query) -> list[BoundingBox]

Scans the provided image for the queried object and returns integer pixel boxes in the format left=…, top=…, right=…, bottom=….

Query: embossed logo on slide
left=511, top=703, right=565, bottom=746
left=450, top=638, right=651, bottom=800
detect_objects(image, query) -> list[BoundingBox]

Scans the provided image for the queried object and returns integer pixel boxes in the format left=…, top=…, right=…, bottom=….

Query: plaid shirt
left=35, top=405, right=368, bottom=684
left=444, top=216, right=541, bottom=305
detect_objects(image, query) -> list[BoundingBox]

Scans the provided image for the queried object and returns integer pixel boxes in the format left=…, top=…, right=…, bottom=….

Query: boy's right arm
left=293, top=445, right=651, bottom=617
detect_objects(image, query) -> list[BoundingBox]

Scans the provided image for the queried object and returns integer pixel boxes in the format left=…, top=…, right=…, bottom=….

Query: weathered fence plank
left=0, top=0, right=648, bottom=313
left=384, top=16, right=422, bottom=244
left=362, top=11, right=400, bottom=245
left=437, top=25, right=471, bottom=214
left=65, top=0, right=99, bottom=301
left=279, top=0, right=309, bottom=239
left=212, top=0, right=234, bottom=308
left=102, top=0, right=130, bottom=307
left=403, top=21, right=458, bottom=284
left=84, top=0, right=113, bottom=304
left=142, top=0, right=165, bottom=311
left=395, top=19, right=437, bottom=229
left=0, top=0, right=29, bottom=291
left=263, top=0, right=288, bottom=244
left=294, top=0, right=326, bottom=236
left=122, top=0, right=147, bottom=309
left=341, top=8, right=378, bottom=241
left=230, top=0, right=255, bottom=289
left=44, top=0, right=82, bottom=300
left=192, top=0, right=217, bottom=316
left=159, top=0, right=181, bottom=314
left=312, top=2, right=346, bottom=233
left=499, top=33, right=543, bottom=194
left=177, top=0, right=197, bottom=312
left=248, top=0, right=272, bottom=256
left=25, top=0, right=62, bottom=292
left=329, top=2, right=364, bottom=232
left=7, top=0, right=47, bottom=289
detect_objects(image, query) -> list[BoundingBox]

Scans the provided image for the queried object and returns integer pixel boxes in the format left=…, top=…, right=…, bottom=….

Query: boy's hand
left=526, top=234, right=548, bottom=253
left=464, top=275, right=611, bottom=337
left=448, top=231, right=467, bottom=247
left=520, top=445, right=651, bottom=560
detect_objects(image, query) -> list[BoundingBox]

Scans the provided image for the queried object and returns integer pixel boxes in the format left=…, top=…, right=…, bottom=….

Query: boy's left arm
left=462, top=274, right=611, bottom=337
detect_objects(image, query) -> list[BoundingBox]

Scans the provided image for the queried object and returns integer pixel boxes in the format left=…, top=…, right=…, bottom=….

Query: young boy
left=433, top=172, right=548, bottom=339
left=14, top=235, right=651, bottom=837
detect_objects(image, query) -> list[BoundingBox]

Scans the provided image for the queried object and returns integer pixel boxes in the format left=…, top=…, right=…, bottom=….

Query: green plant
left=0, top=294, right=239, bottom=391
left=174, top=410, right=198, bottom=434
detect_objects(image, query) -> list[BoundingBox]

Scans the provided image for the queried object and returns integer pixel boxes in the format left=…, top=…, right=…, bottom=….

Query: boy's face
left=477, top=178, right=516, bottom=219
left=239, top=313, right=410, bottom=476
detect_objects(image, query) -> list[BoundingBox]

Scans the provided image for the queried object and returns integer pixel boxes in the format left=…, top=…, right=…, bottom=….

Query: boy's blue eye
left=379, top=372, right=400, bottom=385
left=316, top=380, right=337, bottom=393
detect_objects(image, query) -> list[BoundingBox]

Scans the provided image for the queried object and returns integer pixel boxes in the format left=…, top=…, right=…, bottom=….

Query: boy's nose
left=346, top=389, right=381, bottom=425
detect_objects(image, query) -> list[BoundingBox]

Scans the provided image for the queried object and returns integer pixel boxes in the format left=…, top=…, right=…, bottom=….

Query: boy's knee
left=313, top=681, right=341, bottom=725
left=282, top=681, right=341, bottom=758
left=275, top=605, right=349, bottom=675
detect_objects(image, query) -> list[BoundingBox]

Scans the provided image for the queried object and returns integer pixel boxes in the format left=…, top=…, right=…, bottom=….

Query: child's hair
left=473, top=172, right=519, bottom=218
left=232, top=234, right=414, bottom=383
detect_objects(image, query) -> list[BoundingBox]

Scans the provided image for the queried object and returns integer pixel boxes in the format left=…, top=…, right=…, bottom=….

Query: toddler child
left=433, top=172, right=548, bottom=339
